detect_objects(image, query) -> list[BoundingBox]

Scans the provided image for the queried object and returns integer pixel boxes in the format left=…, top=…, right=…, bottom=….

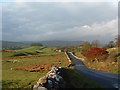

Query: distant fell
left=1, top=41, right=83, bottom=49
left=22, top=41, right=83, bottom=47
left=1, top=41, right=29, bottom=50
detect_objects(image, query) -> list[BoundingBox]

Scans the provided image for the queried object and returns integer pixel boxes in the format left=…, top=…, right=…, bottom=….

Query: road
left=66, top=52, right=120, bottom=88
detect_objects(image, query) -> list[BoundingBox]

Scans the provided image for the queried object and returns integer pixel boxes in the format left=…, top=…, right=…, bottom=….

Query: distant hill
left=22, top=41, right=83, bottom=47
left=1, top=41, right=83, bottom=49
left=1, top=41, right=29, bottom=50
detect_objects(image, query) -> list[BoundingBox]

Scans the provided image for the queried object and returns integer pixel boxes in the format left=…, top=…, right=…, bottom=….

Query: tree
left=91, top=40, right=100, bottom=47
left=106, top=41, right=115, bottom=48
left=81, top=41, right=91, bottom=51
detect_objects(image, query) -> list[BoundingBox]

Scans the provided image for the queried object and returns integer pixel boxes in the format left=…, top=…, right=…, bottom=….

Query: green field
left=2, top=46, right=104, bottom=88
left=2, top=46, right=62, bottom=58
left=2, top=53, right=69, bottom=88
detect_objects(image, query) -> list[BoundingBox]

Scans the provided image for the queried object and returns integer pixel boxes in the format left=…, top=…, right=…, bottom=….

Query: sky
left=1, top=0, right=118, bottom=43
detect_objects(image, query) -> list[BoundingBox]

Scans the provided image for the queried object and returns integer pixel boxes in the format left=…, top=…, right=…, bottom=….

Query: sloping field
left=17, top=46, right=44, bottom=52
left=2, top=46, right=62, bottom=58
left=2, top=53, right=69, bottom=88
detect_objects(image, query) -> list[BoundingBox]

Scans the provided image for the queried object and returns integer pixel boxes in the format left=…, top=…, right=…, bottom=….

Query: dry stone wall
left=33, top=66, right=65, bottom=90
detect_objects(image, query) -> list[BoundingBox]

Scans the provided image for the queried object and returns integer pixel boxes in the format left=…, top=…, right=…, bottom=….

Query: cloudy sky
left=2, top=1, right=118, bottom=43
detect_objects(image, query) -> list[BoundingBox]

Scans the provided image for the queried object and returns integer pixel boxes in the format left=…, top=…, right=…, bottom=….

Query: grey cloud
left=2, top=2, right=117, bottom=42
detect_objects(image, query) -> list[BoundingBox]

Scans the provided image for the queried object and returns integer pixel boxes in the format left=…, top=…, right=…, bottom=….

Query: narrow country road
left=66, top=52, right=120, bottom=88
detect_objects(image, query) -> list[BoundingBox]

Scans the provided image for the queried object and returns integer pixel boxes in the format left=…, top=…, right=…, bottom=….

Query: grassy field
left=2, top=53, right=69, bottom=88
left=2, top=46, right=62, bottom=58
left=2, top=46, right=68, bottom=88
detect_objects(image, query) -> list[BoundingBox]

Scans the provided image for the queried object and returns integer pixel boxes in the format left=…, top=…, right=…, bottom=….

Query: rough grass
left=74, top=48, right=119, bottom=74
left=60, top=68, right=104, bottom=88
left=13, top=64, right=52, bottom=72
left=84, top=61, right=119, bottom=74
left=74, top=51, right=86, bottom=59
left=2, top=53, right=69, bottom=88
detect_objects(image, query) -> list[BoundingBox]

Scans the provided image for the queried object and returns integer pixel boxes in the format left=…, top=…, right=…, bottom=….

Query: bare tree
left=107, top=41, right=115, bottom=48
left=81, top=41, right=91, bottom=51
left=92, top=40, right=100, bottom=47
left=115, top=35, right=120, bottom=47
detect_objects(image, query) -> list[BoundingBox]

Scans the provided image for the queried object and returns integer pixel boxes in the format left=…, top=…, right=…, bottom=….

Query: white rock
left=37, top=76, right=47, bottom=84
left=38, top=87, right=48, bottom=90
left=33, top=83, right=39, bottom=89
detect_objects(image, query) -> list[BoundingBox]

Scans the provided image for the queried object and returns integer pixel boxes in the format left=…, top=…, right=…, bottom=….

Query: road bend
left=66, top=51, right=120, bottom=88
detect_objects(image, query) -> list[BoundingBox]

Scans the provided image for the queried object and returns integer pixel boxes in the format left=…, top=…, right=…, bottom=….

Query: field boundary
left=69, top=52, right=85, bottom=61
left=65, top=52, right=75, bottom=67
left=65, top=52, right=72, bottom=64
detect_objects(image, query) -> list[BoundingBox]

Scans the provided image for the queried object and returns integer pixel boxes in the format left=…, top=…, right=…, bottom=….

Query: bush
left=82, top=47, right=108, bottom=62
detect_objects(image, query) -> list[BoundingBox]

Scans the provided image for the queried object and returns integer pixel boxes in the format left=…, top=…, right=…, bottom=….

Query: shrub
left=83, top=47, right=108, bottom=62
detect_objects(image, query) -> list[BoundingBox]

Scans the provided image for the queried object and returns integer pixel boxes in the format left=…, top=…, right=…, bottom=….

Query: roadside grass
left=74, top=51, right=86, bottom=59
left=83, top=61, right=119, bottom=74
left=2, top=53, right=69, bottom=88
left=60, top=68, right=104, bottom=88
left=74, top=48, right=119, bottom=74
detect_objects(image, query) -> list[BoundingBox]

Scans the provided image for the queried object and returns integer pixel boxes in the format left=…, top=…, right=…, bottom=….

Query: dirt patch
left=13, top=64, right=52, bottom=72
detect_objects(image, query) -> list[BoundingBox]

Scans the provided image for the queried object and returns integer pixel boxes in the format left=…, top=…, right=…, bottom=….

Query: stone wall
left=33, top=66, right=65, bottom=90
left=70, top=52, right=85, bottom=61
left=65, top=52, right=74, bottom=67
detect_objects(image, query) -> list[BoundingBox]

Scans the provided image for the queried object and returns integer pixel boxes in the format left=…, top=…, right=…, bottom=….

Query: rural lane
left=66, top=51, right=120, bottom=88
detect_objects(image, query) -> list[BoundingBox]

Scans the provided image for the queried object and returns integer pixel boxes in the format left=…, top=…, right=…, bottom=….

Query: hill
left=22, top=41, right=83, bottom=47
left=1, top=41, right=29, bottom=50
left=1, top=41, right=83, bottom=50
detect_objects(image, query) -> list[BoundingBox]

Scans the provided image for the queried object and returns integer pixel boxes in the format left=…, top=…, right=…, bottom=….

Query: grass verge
left=60, top=68, right=104, bottom=88
left=74, top=51, right=119, bottom=74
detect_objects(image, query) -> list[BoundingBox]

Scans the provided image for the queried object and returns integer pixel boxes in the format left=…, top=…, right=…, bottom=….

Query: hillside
left=22, top=41, right=83, bottom=47
left=1, top=41, right=83, bottom=50
left=1, top=41, right=29, bottom=50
